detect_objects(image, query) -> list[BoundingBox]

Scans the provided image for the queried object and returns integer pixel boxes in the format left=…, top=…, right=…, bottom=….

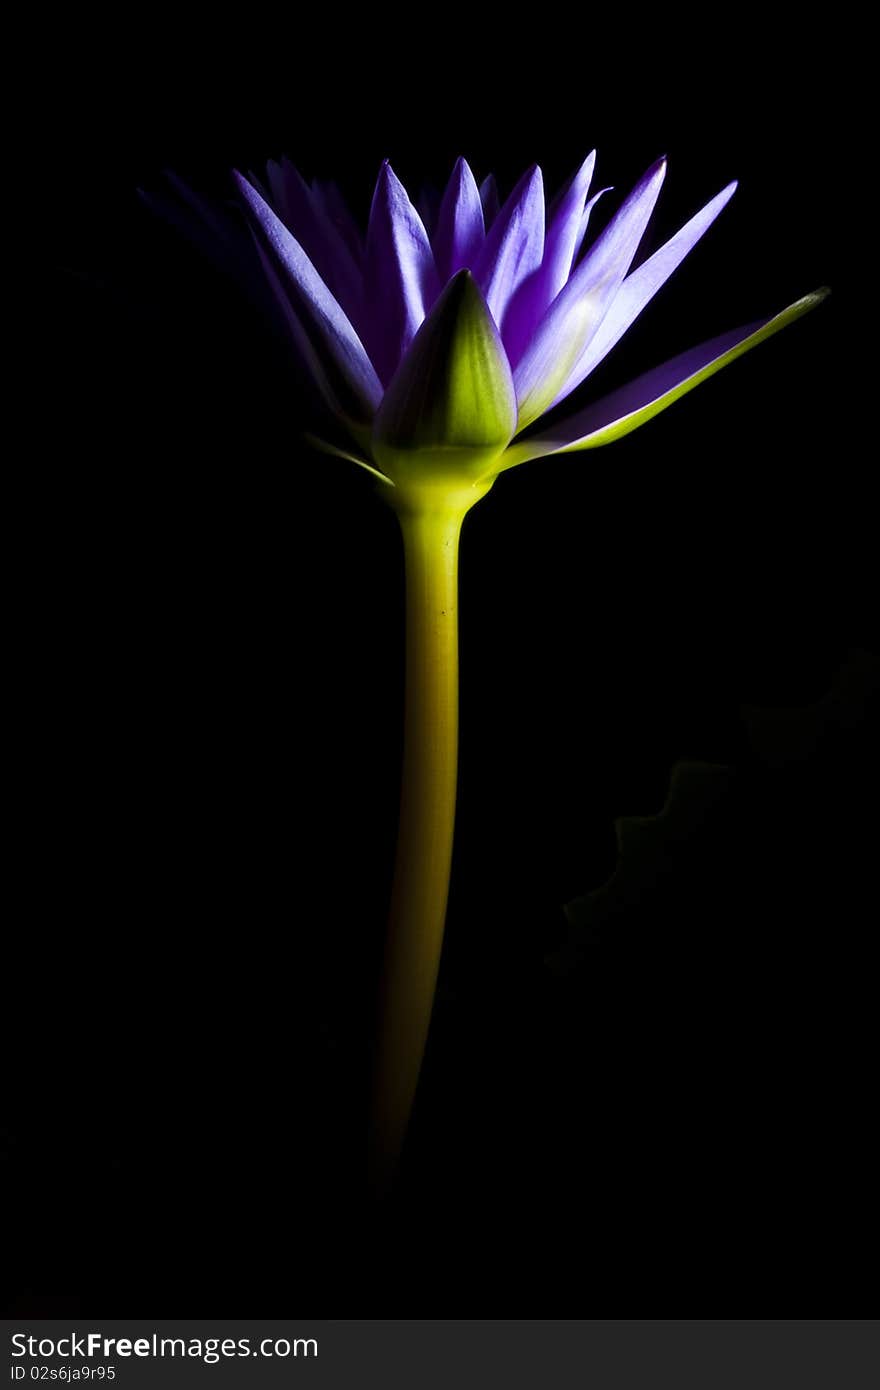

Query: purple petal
left=502, top=290, right=829, bottom=466
left=265, top=158, right=291, bottom=220
left=162, top=170, right=237, bottom=249
left=416, top=183, right=442, bottom=239
left=139, top=186, right=233, bottom=268
left=251, top=239, right=343, bottom=415
left=245, top=169, right=270, bottom=202
left=263, top=158, right=363, bottom=328
left=572, top=186, right=613, bottom=262
left=479, top=173, right=500, bottom=228
left=571, top=155, right=666, bottom=292
left=140, top=178, right=272, bottom=315
left=432, top=157, right=485, bottom=281
left=311, top=178, right=364, bottom=265
left=541, top=150, right=596, bottom=304
left=512, top=273, right=613, bottom=429
left=501, top=154, right=598, bottom=371
left=233, top=172, right=382, bottom=423
left=556, top=180, right=738, bottom=405
left=475, top=164, right=545, bottom=347
left=537, top=322, right=766, bottom=450
left=497, top=153, right=595, bottom=369
left=511, top=159, right=666, bottom=423
left=363, top=160, right=440, bottom=386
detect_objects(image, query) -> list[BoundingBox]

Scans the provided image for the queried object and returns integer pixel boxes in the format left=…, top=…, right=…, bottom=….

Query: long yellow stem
left=369, top=482, right=487, bottom=1193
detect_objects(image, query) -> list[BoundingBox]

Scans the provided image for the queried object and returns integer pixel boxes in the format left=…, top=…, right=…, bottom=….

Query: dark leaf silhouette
left=550, top=759, right=732, bottom=969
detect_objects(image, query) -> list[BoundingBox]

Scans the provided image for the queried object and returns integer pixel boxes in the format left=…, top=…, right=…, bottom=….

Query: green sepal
left=372, top=270, right=516, bottom=487
left=497, top=288, right=830, bottom=475
left=305, top=433, right=395, bottom=488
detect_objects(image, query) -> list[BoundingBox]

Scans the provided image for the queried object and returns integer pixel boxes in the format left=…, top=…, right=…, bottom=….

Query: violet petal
left=363, top=160, right=440, bottom=386
left=479, top=173, right=500, bottom=228
left=234, top=172, right=382, bottom=423
left=511, top=161, right=661, bottom=422
left=541, top=150, right=596, bottom=305
left=271, top=158, right=364, bottom=327
left=475, top=164, right=545, bottom=349
left=432, top=157, right=485, bottom=281
left=511, top=160, right=666, bottom=424
left=501, top=291, right=829, bottom=468
left=311, top=178, right=364, bottom=265
left=556, top=180, right=738, bottom=402
left=569, top=155, right=666, bottom=291
left=501, top=155, right=597, bottom=371
left=572, top=186, right=613, bottom=263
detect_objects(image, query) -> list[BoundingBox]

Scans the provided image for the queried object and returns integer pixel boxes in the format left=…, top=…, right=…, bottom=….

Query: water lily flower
left=147, top=152, right=827, bottom=1188
left=226, top=154, right=825, bottom=488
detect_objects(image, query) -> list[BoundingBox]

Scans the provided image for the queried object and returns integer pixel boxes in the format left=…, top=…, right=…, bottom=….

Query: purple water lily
left=143, top=151, right=826, bottom=1191
left=194, top=153, right=826, bottom=481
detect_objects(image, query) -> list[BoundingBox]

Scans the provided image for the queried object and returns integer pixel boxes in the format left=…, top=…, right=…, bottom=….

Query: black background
left=9, top=22, right=874, bottom=1315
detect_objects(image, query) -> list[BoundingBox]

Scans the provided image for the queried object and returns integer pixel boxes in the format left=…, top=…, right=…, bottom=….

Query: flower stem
left=369, top=481, right=489, bottom=1194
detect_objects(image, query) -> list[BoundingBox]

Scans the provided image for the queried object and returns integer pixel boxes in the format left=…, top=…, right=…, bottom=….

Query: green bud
left=372, top=271, right=517, bottom=492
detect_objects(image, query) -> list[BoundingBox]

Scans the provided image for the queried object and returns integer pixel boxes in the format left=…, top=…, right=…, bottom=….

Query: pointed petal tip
left=515, top=162, right=543, bottom=190
left=439, top=266, right=481, bottom=302
left=449, top=155, right=477, bottom=187
left=631, top=155, right=666, bottom=194
left=376, top=158, right=407, bottom=194
left=703, top=179, right=738, bottom=214
left=803, top=285, right=831, bottom=307
left=232, top=169, right=266, bottom=211
left=778, top=286, right=831, bottom=318
left=562, top=150, right=597, bottom=196
left=521, top=163, right=545, bottom=199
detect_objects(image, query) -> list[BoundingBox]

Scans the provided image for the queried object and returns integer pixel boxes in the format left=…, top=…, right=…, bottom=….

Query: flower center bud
left=372, top=271, right=517, bottom=494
